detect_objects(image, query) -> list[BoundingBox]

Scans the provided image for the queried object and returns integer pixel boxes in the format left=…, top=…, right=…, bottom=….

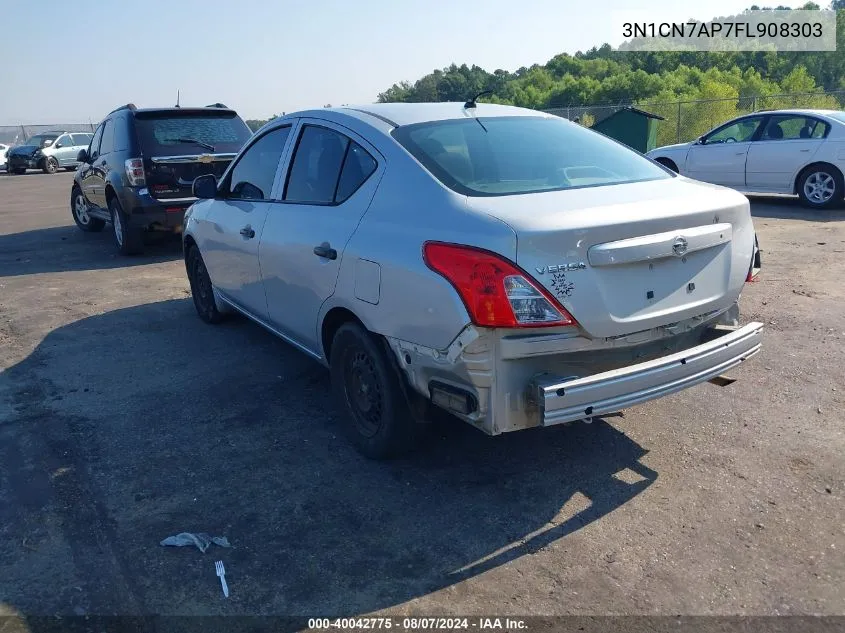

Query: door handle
left=800, top=149, right=810, bottom=152
left=313, top=244, right=337, bottom=260
left=735, top=152, right=745, bottom=156
left=239, top=226, right=255, bottom=239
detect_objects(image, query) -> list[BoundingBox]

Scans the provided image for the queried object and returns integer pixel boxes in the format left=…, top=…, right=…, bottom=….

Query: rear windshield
left=134, top=112, right=252, bottom=156
left=392, top=116, right=672, bottom=196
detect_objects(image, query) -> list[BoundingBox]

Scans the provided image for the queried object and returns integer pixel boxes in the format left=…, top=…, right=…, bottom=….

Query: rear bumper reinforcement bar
left=531, top=321, right=764, bottom=426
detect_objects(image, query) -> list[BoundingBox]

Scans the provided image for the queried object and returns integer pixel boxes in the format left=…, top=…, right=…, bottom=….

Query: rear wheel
left=186, top=245, right=224, bottom=324
left=797, top=164, right=843, bottom=209
left=330, top=322, right=422, bottom=459
left=43, top=157, right=59, bottom=174
left=70, top=186, right=104, bottom=232
left=109, top=196, right=144, bottom=255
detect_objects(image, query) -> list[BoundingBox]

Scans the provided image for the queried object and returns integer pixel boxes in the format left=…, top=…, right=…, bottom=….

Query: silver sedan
left=183, top=102, right=763, bottom=459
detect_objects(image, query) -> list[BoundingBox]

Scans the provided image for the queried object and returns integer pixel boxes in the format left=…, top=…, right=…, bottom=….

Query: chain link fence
left=544, top=90, right=845, bottom=147
left=0, top=123, right=96, bottom=146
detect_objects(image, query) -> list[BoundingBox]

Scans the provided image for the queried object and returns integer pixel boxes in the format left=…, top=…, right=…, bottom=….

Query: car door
left=259, top=119, right=382, bottom=353
left=745, top=114, right=828, bottom=192
left=79, top=124, right=104, bottom=205
left=201, top=124, right=294, bottom=319
left=685, top=115, right=766, bottom=186
left=52, top=134, right=75, bottom=166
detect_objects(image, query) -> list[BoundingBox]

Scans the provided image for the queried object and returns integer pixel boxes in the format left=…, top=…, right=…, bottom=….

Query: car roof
left=328, top=102, right=551, bottom=128
left=743, top=108, right=842, bottom=117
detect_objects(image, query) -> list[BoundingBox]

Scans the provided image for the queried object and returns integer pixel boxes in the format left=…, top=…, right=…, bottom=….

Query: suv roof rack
left=107, top=103, right=137, bottom=115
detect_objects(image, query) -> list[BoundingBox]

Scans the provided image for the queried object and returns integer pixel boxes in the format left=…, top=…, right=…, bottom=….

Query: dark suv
left=70, top=103, right=252, bottom=255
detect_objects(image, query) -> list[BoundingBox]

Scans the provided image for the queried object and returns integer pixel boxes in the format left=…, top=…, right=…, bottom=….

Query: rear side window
left=134, top=111, right=252, bottom=156
left=71, top=133, right=92, bottom=146
left=112, top=118, right=130, bottom=152
left=393, top=116, right=671, bottom=197
left=226, top=126, right=290, bottom=200
left=336, top=143, right=377, bottom=202
left=100, top=120, right=114, bottom=155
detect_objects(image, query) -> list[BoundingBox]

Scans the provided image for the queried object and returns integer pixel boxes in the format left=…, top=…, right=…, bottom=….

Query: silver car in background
left=5, top=131, right=94, bottom=174
left=183, top=102, right=763, bottom=459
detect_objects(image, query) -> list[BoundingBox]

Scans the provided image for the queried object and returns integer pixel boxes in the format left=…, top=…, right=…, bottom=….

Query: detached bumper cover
left=531, top=321, right=763, bottom=426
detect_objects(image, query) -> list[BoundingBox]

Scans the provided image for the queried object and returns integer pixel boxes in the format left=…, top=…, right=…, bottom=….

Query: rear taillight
left=125, top=158, right=145, bottom=186
left=746, top=234, right=762, bottom=282
left=423, top=242, right=577, bottom=328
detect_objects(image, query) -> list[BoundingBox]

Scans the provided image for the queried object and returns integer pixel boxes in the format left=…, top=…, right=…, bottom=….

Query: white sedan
left=647, top=109, right=845, bottom=209
left=0, top=144, right=8, bottom=171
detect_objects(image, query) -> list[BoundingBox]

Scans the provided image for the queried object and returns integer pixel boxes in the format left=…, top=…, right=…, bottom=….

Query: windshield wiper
left=162, top=138, right=215, bottom=152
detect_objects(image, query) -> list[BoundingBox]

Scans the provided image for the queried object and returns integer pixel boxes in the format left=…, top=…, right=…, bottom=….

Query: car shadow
left=1, top=299, right=656, bottom=625
left=0, top=225, right=183, bottom=276
left=748, top=195, right=845, bottom=222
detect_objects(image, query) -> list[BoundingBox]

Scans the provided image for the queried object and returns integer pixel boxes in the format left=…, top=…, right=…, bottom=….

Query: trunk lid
left=466, top=177, right=756, bottom=339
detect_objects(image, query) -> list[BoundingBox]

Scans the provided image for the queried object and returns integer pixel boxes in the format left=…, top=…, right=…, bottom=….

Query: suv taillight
left=125, top=158, right=145, bottom=186
left=746, top=234, right=761, bottom=282
left=423, top=242, right=578, bottom=328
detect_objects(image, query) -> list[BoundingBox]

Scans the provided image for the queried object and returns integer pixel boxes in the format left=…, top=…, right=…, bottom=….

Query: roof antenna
left=175, top=90, right=180, bottom=108
left=464, top=90, right=493, bottom=109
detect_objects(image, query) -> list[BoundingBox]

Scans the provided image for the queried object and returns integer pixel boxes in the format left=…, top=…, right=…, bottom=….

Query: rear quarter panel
left=320, top=138, right=518, bottom=354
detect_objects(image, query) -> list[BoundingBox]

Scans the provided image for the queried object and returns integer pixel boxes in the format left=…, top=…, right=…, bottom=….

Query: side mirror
left=55, top=142, right=63, bottom=148
left=697, top=136, right=706, bottom=145
left=76, top=149, right=89, bottom=163
left=193, top=174, right=218, bottom=199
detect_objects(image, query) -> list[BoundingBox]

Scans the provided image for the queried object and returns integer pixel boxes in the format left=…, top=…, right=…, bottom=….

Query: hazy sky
left=0, top=0, right=755, bottom=125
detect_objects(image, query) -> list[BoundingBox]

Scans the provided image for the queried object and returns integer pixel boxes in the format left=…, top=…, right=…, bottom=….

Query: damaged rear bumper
left=529, top=321, right=763, bottom=427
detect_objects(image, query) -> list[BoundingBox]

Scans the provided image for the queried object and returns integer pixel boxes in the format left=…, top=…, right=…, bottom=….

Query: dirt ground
left=0, top=172, right=843, bottom=624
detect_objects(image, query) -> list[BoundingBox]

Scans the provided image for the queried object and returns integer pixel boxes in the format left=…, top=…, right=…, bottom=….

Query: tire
left=797, top=164, right=844, bottom=209
left=43, top=157, right=59, bottom=174
left=71, top=186, right=104, bottom=232
left=656, top=157, right=678, bottom=173
left=186, top=245, right=224, bottom=324
left=108, top=196, right=144, bottom=255
left=330, top=322, right=422, bottom=459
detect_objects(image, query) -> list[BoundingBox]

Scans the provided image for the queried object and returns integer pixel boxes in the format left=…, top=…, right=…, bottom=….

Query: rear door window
left=134, top=111, right=252, bottom=156
left=284, top=125, right=350, bottom=204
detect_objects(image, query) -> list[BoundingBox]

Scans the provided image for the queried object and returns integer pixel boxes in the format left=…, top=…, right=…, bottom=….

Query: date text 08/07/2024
left=307, top=617, right=528, bottom=630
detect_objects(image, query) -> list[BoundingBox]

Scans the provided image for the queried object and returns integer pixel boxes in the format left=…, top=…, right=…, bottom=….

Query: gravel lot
left=0, top=172, right=843, bottom=623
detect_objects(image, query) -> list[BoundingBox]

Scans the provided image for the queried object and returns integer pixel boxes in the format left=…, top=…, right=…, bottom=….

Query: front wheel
left=330, top=323, right=422, bottom=459
left=109, top=197, right=144, bottom=255
left=71, top=186, right=104, bottom=232
left=798, top=165, right=843, bottom=209
left=43, top=157, right=59, bottom=174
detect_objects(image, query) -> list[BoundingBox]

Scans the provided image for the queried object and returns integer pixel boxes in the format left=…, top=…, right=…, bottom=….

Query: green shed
left=590, top=106, right=665, bottom=153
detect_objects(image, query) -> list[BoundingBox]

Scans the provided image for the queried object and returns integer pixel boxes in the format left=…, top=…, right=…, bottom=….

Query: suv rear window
left=134, top=111, right=252, bottom=156
left=392, top=116, right=671, bottom=197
